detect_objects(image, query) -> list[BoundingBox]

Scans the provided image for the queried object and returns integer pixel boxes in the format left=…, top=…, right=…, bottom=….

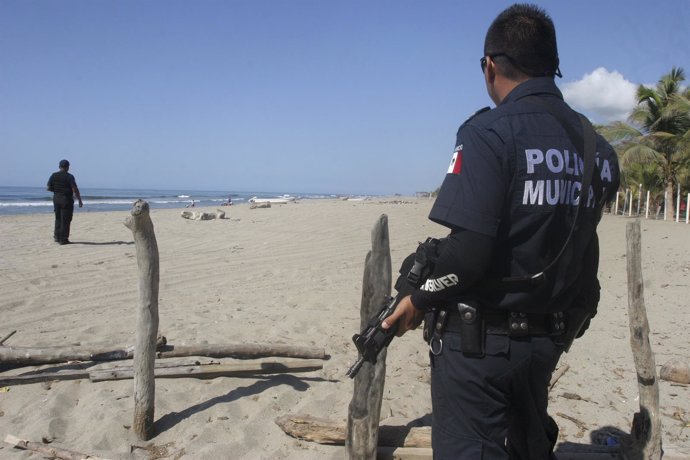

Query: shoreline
left=0, top=194, right=419, bottom=218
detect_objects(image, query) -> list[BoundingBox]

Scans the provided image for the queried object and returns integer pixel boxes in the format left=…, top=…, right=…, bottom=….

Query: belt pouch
left=458, top=303, right=484, bottom=357
left=423, top=310, right=436, bottom=343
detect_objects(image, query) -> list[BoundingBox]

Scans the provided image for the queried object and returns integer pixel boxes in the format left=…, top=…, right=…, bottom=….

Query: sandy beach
left=0, top=198, right=688, bottom=459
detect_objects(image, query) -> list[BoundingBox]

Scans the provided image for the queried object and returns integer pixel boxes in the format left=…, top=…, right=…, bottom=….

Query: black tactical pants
left=430, top=332, right=564, bottom=459
left=53, top=196, right=74, bottom=243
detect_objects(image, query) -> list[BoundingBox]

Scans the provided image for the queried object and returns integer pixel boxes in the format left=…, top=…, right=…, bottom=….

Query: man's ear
left=485, top=56, right=497, bottom=84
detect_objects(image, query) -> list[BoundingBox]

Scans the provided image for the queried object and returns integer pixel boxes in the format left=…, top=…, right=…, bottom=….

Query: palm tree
left=623, top=161, right=665, bottom=216
left=601, top=67, right=690, bottom=220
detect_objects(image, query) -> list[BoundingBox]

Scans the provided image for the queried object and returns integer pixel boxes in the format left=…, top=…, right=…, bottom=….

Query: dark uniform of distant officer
left=382, top=4, right=620, bottom=459
left=47, top=159, right=83, bottom=244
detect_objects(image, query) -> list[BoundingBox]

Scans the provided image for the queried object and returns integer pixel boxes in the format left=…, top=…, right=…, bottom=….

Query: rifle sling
left=478, top=96, right=601, bottom=291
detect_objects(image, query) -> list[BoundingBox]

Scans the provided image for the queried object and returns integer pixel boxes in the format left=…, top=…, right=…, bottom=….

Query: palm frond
left=599, top=121, right=642, bottom=144
left=621, top=144, right=661, bottom=165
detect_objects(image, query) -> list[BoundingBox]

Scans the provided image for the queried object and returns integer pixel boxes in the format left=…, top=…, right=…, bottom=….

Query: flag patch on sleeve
left=447, top=145, right=463, bottom=175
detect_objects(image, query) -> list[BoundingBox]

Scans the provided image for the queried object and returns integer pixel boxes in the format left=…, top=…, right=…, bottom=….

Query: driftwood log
left=275, top=416, right=654, bottom=460
left=347, top=214, right=392, bottom=459
left=90, top=359, right=323, bottom=382
left=124, top=199, right=159, bottom=441
left=549, top=364, right=570, bottom=391
left=0, top=335, right=165, bottom=365
left=180, top=209, right=226, bottom=220
left=0, top=342, right=325, bottom=366
left=659, top=358, right=690, bottom=384
left=278, top=368, right=572, bottom=449
left=0, top=359, right=322, bottom=386
left=277, top=414, right=430, bottom=447
left=4, top=434, right=103, bottom=460
left=0, top=344, right=130, bottom=365
left=624, top=220, right=662, bottom=459
left=157, top=344, right=327, bottom=360
left=0, top=330, right=16, bottom=345
left=0, top=358, right=215, bottom=386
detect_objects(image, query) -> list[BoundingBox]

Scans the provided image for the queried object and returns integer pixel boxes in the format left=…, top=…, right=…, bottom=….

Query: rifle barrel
left=346, top=358, right=364, bottom=378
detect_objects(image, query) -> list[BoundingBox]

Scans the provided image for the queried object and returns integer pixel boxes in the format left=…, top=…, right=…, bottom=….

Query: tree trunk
left=346, top=215, right=392, bottom=459
left=124, top=200, right=159, bottom=441
left=665, top=181, right=675, bottom=221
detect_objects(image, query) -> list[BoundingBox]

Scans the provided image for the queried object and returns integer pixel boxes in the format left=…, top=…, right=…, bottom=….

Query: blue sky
left=1, top=1, right=688, bottom=195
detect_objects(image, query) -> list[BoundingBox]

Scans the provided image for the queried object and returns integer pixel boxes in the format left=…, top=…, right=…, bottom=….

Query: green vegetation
left=599, top=67, right=690, bottom=220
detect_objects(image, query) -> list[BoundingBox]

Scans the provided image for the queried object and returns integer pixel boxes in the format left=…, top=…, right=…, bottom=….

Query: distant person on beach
left=47, top=159, right=83, bottom=245
left=381, top=4, right=619, bottom=459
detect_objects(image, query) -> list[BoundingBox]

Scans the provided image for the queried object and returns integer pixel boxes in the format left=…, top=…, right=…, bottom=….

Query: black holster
left=457, top=303, right=485, bottom=357
left=423, top=303, right=485, bottom=357
left=423, top=311, right=435, bottom=343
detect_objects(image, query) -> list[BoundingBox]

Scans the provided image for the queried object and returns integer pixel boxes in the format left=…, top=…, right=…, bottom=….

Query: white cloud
left=561, top=67, right=638, bottom=124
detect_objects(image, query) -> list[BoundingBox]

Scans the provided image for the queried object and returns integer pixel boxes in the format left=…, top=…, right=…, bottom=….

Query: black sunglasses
left=480, top=53, right=563, bottom=78
left=480, top=53, right=509, bottom=74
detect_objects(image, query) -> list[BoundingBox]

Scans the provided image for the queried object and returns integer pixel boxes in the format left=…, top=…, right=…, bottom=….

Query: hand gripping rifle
left=346, top=237, right=441, bottom=378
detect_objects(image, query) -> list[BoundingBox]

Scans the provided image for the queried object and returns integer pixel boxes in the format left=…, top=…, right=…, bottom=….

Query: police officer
left=47, top=159, right=83, bottom=244
left=382, top=4, right=620, bottom=459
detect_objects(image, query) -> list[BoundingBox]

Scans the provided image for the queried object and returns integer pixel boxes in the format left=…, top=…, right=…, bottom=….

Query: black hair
left=484, top=3, right=560, bottom=79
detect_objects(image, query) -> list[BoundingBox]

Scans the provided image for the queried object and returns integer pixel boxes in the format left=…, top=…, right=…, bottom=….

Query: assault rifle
left=346, top=237, right=440, bottom=378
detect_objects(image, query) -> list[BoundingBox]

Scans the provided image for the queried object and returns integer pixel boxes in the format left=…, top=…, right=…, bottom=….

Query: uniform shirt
left=428, top=77, right=620, bottom=314
left=47, top=171, right=77, bottom=200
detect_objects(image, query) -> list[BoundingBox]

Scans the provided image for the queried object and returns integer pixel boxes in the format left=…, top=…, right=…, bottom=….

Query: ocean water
left=0, top=186, right=337, bottom=216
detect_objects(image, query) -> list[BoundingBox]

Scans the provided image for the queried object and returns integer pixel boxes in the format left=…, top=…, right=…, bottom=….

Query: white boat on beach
left=248, top=195, right=295, bottom=205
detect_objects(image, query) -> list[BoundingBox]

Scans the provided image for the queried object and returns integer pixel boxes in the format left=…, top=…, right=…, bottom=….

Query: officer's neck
left=489, top=74, right=531, bottom=105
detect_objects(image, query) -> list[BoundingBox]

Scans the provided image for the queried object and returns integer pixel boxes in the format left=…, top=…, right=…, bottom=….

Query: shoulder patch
left=447, top=144, right=463, bottom=175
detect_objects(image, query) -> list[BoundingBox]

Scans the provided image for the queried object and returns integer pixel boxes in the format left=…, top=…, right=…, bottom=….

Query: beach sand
left=0, top=198, right=688, bottom=459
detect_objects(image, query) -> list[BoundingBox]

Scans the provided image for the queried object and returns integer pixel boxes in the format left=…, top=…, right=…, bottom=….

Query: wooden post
left=645, top=190, right=650, bottom=219
left=676, top=187, right=681, bottom=223
left=347, top=215, right=392, bottom=459
left=686, top=193, right=689, bottom=224
left=636, top=184, right=642, bottom=216
left=624, top=220, right=662, bottom=459
left=622, top=189, right=628, bottom=215
left=124, top=200, right=159, bottom=441
left=664, top=191, right=668, bottom=221
left=614, top=191, right=619, bottom=215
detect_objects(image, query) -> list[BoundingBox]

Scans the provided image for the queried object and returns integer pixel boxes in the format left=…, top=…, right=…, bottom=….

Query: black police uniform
left=47, top=170, right=78, bottom=243
left=425, top=77, right=619, bottom=459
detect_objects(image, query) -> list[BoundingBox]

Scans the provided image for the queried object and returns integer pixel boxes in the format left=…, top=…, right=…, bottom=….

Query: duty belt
left=444, top=308, right=566, bottom=337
